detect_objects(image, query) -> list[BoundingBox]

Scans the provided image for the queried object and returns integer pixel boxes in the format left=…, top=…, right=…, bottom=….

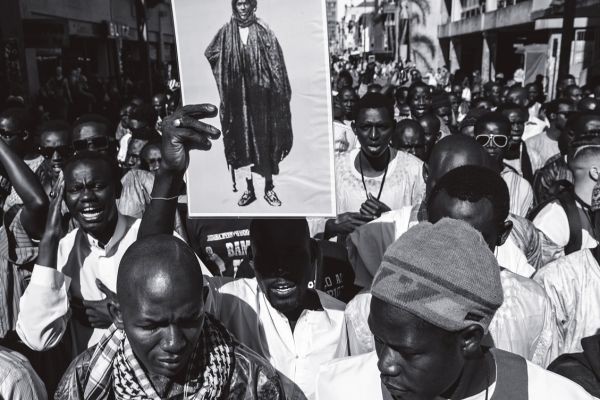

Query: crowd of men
left=1, top=44, right=600, bottom=400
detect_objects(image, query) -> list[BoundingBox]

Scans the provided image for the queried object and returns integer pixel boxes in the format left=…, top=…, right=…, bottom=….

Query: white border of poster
left=172, top=0, right=336, bottom=217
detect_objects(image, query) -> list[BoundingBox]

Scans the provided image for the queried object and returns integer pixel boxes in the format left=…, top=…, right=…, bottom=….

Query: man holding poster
left=205, top=0, right=293, bottom=207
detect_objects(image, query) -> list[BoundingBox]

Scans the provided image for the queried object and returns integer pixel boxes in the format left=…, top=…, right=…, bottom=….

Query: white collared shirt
left=207, top=278, right=348, bottom=400
left=316, top=350, right=594, bottom=400
left=17, top=213, right=141, bottom=354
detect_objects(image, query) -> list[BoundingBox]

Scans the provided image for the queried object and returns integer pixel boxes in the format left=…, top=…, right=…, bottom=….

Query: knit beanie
left=371, top=218, right=503, bottom=333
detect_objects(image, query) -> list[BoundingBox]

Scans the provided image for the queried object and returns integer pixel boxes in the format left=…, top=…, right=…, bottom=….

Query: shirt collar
left=85, top=212, right=129, bottom=254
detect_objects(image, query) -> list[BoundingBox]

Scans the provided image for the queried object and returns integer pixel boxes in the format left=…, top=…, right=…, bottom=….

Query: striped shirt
left=0, top=345, right=47, bottom=400
left=0, top=207, right=37, bottom=338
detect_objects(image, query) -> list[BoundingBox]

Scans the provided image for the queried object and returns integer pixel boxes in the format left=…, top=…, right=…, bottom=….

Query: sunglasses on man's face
left=39, top=145, right=73, bottom=159
left=475, top=134, right=509, bottom=148
left=73, top=136, right=110, bottom=153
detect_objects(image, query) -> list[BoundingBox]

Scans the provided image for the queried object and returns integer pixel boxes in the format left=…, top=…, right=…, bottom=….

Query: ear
left=351, top=121, right=357, bottom=135
left=22, top=130, right=29, bottom=142
left=497, top=220, right=513, bottom=247
left=459, top=324, right=485, bottom=359
left=107, top=298, right=124, bottom=330
left=590, top=166, right=600, bottom=182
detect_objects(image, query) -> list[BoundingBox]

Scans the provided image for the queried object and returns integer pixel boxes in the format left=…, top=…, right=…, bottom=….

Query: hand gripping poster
left=172, top=0, right=336, bottom=217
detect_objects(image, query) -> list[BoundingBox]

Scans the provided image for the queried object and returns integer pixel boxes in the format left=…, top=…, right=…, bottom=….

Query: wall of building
left=10, top=0, right=175, bottom=98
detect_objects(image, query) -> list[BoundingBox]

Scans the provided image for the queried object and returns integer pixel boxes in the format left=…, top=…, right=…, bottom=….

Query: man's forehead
left=399, top=127, right=422, bottom=141
left=42, top=129, right=69, bottom=140
left=65, top=159, right=111, bottom=180
left=74, top=124, right=106, bottom=141
left=357, top=108, right=392, bottom=123
left=505, top=109, right=527, bottom=120
left=369, top=299, right=432, bottom=347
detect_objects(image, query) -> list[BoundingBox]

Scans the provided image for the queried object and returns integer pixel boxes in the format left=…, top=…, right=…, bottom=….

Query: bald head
left=417, top=113, right=441, bottom=141
left=117, top=235, right=204, bottom=309
left=427, top=135, right=494, bottom=193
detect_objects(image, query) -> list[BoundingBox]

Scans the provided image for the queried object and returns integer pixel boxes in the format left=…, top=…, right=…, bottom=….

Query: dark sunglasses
left=73, top=136, right=111, bottom=153
left=475, top=134, right=508, bottom=148
left=38, top=145, right=73, bottom=159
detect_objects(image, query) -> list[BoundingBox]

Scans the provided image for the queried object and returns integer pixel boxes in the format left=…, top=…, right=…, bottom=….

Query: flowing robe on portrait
left=205, top=17, right=293, bottom=179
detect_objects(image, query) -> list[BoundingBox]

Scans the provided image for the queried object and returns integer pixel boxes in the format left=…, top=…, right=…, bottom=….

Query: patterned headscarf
left=83, top=315, right=234, bottom=400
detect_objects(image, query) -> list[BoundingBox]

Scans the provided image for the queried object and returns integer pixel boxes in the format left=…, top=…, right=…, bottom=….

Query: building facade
left=438, top=0, right=600, bottom=93
left=0, top=0, right=176, bottom=100
left=336, top=0, right=445, bottom=72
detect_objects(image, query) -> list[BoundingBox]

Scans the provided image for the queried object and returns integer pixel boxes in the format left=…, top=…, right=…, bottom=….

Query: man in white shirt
left=475, top=112, right=534, bottom=217
left=17, top=152, right=140, bottom=354
left=317, top=219, right=593, bottom=400
left=208, top=219, right=348, bottom=399
left=345, top=166, right=559, bottom=368
left=499, top=103, right=542, bottom=181
left=533, top=145, right=600, bottom=256
left=323, top=92, right=424, bottom=240
left=138, top=110, right=348, bottom=399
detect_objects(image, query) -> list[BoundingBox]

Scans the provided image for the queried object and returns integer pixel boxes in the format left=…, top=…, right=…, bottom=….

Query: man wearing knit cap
left=344, top=164, right=559, bottom=367
left=316, top=219, right=594, bottom=400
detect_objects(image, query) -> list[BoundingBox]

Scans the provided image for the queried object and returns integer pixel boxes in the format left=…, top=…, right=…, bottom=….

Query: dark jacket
left=548, top=334, right=600, bottom=398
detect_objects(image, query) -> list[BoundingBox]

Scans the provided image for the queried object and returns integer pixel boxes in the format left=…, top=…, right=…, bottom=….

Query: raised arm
left=17, top=175, right=69, bottom=351
left=138, top=104, right=221, bottom=238
left=0, top=140, right=48, bottom=239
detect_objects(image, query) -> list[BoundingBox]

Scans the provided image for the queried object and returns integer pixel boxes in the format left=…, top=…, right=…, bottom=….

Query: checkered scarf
left=83, top=315, right=234, bottom=400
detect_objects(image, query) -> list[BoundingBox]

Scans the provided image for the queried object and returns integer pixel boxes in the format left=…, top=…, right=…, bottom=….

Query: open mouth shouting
left=79, top=206, right=104, bottom=223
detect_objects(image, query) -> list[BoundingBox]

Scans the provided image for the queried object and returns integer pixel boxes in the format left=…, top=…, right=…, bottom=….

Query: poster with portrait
left=172, top=0, right=336, bottom=217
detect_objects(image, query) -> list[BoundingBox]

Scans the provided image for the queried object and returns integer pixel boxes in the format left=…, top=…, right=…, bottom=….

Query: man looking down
left=55, top=235, right=286, bottom=399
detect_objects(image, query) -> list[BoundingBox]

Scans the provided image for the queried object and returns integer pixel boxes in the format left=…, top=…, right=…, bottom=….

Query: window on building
left=460, top=0, right=483, bottom=19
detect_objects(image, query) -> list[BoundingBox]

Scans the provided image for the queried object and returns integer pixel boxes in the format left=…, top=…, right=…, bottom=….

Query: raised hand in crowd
left=36, top=172, right=64, bottom=269
left=139, top=104, right=221, bottom=238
